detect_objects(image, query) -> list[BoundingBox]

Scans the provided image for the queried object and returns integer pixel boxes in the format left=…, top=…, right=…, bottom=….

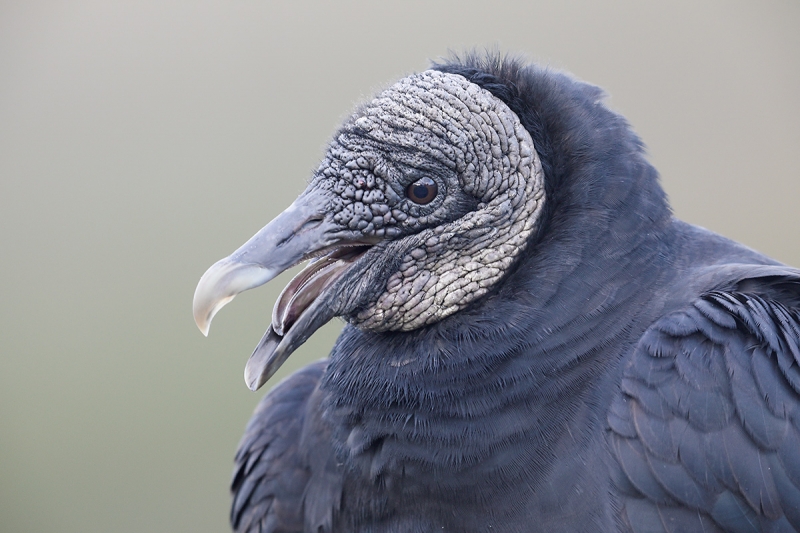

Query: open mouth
left=272, top=245, right=372, bottom=337
left=233, top=244, right=372, bottom=391
left=192, top=188, right=379, bottom=391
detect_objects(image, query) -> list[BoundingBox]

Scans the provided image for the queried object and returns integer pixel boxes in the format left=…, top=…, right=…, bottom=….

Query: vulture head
left=194, top=67, right=554, bottom=390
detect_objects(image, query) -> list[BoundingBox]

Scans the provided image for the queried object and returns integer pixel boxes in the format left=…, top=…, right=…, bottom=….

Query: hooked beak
left=193, top=188, right=370, bottom=390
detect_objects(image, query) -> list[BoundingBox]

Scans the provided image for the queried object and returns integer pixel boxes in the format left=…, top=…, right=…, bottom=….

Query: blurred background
left=1, top=1, right=798, bottom=531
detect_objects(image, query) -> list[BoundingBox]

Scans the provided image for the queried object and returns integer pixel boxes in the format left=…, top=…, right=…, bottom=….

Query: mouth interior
left=271, top=245, right=371, bottom=336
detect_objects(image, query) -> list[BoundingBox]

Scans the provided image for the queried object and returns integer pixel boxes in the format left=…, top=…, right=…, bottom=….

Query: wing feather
left=230, top=360, right=340, bottom=533
left=610, top=273, right=800, bottom=531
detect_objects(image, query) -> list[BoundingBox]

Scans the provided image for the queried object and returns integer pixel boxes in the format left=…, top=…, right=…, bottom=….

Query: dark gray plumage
left=193, top=54, right=800, bottom=532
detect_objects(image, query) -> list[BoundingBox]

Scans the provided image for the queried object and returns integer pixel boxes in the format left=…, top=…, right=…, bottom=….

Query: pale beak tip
left=192, top=285, right=214, bottom=337
left=192, top=258, right=279, bottom=338
left=192, top=305, right=212, bottom=336
left=192, top=292, right=232, bottom=337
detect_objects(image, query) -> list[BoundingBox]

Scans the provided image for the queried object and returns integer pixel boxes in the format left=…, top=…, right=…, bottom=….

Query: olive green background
left=2, top=1, right=798, bottom=531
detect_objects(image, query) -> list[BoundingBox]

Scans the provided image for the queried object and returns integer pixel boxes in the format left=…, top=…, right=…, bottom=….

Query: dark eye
left=405, top=177, right=438, bottom=205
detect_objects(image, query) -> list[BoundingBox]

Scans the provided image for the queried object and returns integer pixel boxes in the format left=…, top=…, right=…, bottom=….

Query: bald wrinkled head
left=193, top=70, right=546, bottom=388
left=316, top=70, right=545, bottom=330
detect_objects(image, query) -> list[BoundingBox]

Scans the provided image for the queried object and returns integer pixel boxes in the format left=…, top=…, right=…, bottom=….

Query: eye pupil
left=413, top=184, right=428, bottom=198
left=405, top=177, right=438, bottom=204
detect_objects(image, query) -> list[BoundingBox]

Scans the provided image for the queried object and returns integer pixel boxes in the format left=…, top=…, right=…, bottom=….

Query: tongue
left=271, top=258, right=349, bottom=335
left=271, top=247, right=370, bottom=336
left=243, top=246, right=371, bottom=391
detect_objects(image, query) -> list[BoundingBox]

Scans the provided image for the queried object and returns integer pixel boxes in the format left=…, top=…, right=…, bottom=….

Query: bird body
left=194, top=55, right=800, bottom=532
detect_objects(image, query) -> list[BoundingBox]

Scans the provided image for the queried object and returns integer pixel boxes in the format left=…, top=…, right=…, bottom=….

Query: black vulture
left=193, top=54, right=800, bottom=532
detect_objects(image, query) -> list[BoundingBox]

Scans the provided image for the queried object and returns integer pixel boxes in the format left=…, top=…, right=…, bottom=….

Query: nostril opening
left=299, top=217, right=324, bottom=232
left=276, top=217, right=326, bottom=248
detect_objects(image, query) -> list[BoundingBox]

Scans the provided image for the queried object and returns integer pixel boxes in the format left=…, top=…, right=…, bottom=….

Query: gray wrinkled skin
left=314, top=70, right=545, bottom=332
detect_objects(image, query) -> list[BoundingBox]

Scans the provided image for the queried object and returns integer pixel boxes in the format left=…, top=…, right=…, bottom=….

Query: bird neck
left=320, top=183, right=675, bottom=473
